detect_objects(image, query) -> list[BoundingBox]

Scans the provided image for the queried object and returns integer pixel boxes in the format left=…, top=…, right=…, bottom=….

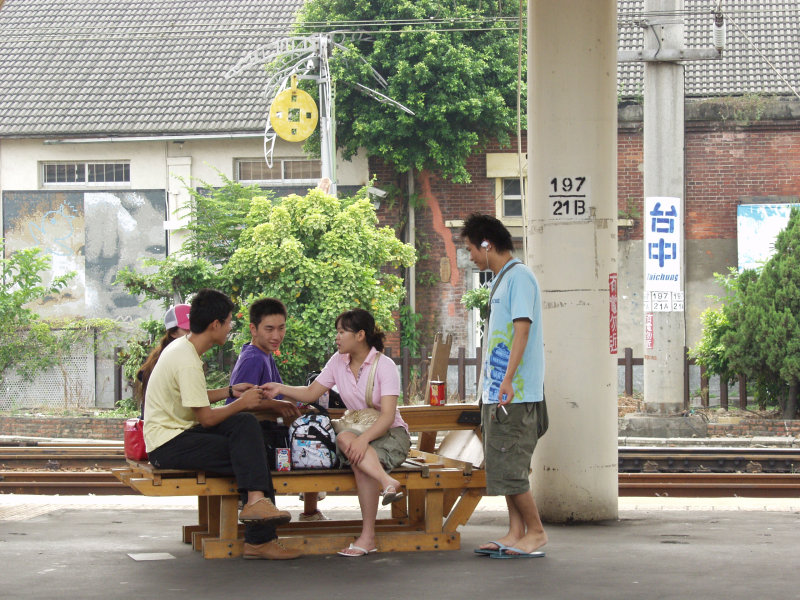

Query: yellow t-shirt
left=143, top=336, right=210, bottom=452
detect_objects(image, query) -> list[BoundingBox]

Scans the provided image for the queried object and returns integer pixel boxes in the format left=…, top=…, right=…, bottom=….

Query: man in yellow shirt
left=144, top=288, right=302, bottom=560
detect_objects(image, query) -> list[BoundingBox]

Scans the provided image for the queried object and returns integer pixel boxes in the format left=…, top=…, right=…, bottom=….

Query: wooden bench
left=112, top=404, right=486, bottom=559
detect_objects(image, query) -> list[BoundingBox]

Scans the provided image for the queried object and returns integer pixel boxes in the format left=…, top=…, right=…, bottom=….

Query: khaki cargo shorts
left=336, top=426, right=411, bottom=471
left=481, top=401, right=543, bottom=496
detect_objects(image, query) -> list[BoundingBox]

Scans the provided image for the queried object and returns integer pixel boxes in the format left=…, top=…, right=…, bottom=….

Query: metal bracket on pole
left=618, top=48, right=722, bottom=63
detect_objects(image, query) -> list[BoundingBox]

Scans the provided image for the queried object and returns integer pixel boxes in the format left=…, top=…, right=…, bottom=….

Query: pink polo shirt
left=317, top=347, right=408, bottom=432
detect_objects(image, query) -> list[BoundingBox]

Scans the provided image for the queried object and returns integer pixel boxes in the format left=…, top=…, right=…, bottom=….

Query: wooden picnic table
left=113, top=403, right=485, bottom=558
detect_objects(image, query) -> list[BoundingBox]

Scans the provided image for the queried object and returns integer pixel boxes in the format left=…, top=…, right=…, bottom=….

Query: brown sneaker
left=243, top=540, right=302, bottom=560
left=239, top=498, right=292, bottom=526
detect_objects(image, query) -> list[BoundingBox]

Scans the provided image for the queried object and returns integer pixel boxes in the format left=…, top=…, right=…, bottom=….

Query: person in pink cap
left=135, top=303, right=191, bottom=415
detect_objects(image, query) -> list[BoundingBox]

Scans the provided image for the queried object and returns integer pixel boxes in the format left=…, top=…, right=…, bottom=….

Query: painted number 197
left=550, top=177, right=586, bottom=194
left=549, top=176, right=588, bottom=218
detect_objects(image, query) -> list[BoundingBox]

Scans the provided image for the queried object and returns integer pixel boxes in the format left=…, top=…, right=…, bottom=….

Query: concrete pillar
left=528, top=0, right=619, bottom=521
left=642, top=0, right=686, bottom=414
left=166, top=156, right=192, bottom=256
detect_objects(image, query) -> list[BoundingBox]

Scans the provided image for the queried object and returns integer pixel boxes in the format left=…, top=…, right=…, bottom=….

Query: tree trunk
left=783, top=383, right=799, bottom=420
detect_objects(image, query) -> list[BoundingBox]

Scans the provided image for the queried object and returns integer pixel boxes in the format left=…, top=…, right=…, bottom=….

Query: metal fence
left=618, top=347, right=749, bottom=409
left=0, top=341, right=95, bottom=412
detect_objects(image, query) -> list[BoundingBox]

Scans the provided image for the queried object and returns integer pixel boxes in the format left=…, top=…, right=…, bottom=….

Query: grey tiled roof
left=619, top=1, right=800, bottom=98
left=0, top=0, right=304, bottom=137
left=2, top=1, right=797, bottom=138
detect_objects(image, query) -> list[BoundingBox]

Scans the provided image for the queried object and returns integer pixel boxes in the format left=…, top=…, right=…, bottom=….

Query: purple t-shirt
left=226, top=343, right=282, bottom=404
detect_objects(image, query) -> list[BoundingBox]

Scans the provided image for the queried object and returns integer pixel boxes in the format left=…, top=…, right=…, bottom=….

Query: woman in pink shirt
left=264, top=308, right=410, bottom=557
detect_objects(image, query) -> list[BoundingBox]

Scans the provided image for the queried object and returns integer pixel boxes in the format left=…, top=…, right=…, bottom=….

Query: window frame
left=494, top=177, right=525, bottom=227
left=40, top=160, right=131, bottom=188
left=235, top=157, right=322, bottom=185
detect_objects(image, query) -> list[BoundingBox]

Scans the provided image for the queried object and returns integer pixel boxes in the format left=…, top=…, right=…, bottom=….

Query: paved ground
left=2, top=493, right=799, bottom=600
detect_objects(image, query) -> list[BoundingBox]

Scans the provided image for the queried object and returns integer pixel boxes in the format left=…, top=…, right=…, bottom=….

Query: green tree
left=115, top=181, right=416, bottom=385
left=223, top=188, right=416, bottom=382
left=0, top=243, right=75, bottom=384
left=294, top=0, right=525, bottom=183
left=692, top=209, right=800, bottom=417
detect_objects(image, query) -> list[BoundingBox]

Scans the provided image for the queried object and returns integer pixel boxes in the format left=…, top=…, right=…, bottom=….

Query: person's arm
left=192, top=383, right=264, bottom=428
left=230, top=354, right=302, bottom=421
left=497, top=318, right=531, bottom=406
left=262, top=380, right=329, bottom=405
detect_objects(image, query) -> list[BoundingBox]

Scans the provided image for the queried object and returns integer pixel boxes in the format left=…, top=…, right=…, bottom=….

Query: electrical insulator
left=713, top=12, right=726, bottom=51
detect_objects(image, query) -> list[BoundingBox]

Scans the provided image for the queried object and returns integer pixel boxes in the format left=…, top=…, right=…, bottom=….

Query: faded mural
left=3, top=190, right=166, bottom=321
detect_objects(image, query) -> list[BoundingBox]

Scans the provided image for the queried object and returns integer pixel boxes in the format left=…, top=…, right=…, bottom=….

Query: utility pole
left=619, top=2, right=723, bottom=414
left=641, top=0, right=686, bottom=414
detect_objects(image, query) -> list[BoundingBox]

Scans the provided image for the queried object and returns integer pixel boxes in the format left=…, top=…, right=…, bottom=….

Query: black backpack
left=305, top=372, right=346, bottom=408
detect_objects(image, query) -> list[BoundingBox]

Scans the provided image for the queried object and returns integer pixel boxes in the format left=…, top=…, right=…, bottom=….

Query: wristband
left=229, top=385, right=234, bottom=398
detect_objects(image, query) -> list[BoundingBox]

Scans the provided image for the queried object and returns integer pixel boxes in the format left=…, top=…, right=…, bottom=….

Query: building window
left=42, top=161, right=130, bottom=186
left=236, top=158, right=321, bottom=183
left=502, top=178, right=523, bottom=218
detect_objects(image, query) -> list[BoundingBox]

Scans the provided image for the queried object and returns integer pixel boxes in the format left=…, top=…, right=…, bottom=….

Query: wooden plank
left=219, top=496, right=240, bottom=541
left=398, top=404, right=480, bottom=433
left=182, top=524, right=207, bottom=545
left=443, top=488, right=461, bottom=516
left=402, top=470, right=485, bottom=490
left=443, top=488, right=483, bottom=533
left=407, top=489, right=425, bottom=523
left=277, top=518, right=416, bottom=536
left=182, top=497, right=208, bottom=544
left=424, top=332, right=453, bottom=400
left=253, top=403, right=481, bottom=434
left=272, top=472, right=357, bottom=495
left=410, top=449, right=475, bottom=474
left=425, top=490, right=444, bottom=533
left=202, top=538, right=244, bottom=559
left=127, top=477, right=238, bottom=496
left=417, top=431, right=437, bottom=452
left=111, top=467, right=133, bottom=485
left=278, top=531, right=459, bottom=555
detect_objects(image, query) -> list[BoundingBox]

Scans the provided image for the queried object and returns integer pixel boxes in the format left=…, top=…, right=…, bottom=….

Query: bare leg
left=336, top=433, right=400, bottom=554
left=336, top=432, right=399, bottom=492
left=478, top=491, right=547, bottom=552
left=478, top=496, right=523, bottom=550
left=504, top=491, right=547, bottom=553
left=348, top=465, right=381, bottom=551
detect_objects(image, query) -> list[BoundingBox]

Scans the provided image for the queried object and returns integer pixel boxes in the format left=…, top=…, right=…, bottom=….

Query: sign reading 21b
left=644, top=196, right=681, bottom=293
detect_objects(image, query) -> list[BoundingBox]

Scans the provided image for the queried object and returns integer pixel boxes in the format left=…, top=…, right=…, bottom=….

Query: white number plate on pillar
left=548, top=176, right=590, bottom=220
left=643, top=291, right=685, bottom=312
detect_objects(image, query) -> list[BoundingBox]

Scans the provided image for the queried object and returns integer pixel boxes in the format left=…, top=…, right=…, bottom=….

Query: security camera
left=367, top=186, right=387, bottom=198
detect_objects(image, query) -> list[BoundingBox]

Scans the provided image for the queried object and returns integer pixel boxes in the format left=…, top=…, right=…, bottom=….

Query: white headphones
left=481, top=240, right=490, bottom=269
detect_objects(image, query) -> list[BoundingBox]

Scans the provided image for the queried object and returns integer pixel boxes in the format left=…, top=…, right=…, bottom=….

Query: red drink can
left=429, top=380, right=446, bottom=406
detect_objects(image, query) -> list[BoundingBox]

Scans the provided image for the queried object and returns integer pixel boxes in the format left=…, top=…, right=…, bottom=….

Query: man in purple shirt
left=227, top=298, right=327, bottom=521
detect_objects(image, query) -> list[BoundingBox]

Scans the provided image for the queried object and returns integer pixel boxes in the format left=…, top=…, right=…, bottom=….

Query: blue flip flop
left=490, top=547, right=546, bottom=559
left=474, top=541, right=508, bottom=556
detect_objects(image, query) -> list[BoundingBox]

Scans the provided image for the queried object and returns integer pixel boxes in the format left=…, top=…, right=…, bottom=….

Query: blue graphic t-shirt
left=482, top=260, right=545, bottom=404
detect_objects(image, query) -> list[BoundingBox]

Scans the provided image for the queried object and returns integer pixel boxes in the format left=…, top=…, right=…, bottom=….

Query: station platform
left=1, top=492, right=798, bottom=600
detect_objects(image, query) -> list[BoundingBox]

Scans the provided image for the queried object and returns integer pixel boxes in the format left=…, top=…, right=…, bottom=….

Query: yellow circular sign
left=269, top=75, right=319, bottom=142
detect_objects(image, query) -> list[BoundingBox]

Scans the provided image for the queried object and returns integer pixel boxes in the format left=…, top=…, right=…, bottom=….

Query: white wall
left=0, top=136, right=369, bottom=191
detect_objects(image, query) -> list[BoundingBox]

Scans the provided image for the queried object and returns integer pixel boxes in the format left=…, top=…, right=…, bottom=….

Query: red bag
left=124, top=418, right=148, bottom=461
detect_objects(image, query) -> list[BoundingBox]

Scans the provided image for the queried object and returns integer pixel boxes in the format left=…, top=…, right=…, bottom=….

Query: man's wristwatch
left=229, top=385, right=234, bottom=398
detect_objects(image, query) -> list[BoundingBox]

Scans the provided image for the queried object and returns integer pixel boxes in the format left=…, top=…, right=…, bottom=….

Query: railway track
left=1, top=443, right=800, bottom=497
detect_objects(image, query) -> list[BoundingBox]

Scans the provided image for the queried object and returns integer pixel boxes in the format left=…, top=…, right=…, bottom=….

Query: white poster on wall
left=737, top=203, right=800, bottom=272
left=644, top=196, right=682, bottom=293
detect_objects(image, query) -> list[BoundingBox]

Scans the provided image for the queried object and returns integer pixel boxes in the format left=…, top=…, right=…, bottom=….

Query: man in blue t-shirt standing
left=227, top=298, right=327, bottom=521
left=461, top=214, right=548, bottom=559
